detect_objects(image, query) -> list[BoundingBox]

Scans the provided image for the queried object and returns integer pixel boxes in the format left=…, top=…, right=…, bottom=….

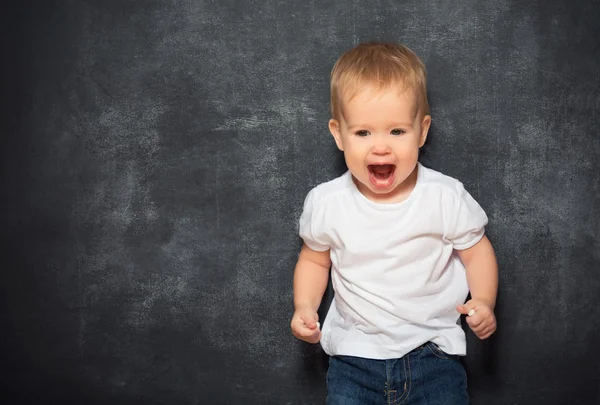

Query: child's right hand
left=290, top=309, right=321, bottom=344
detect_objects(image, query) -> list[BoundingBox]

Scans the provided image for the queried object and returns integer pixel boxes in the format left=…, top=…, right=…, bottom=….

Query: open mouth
left=368, top=164, right=396, bottom=188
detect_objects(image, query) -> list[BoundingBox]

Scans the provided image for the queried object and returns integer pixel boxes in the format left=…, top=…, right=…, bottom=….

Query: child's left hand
left=456, top=300, right=497, bottom=340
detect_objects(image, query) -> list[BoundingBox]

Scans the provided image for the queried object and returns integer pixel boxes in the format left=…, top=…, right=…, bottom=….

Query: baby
left=290, top=42, right=498, bottom=405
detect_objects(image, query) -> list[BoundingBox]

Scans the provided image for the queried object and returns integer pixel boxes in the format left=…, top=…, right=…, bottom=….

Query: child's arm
left=456, top=235, right=498, bottom=340
left=291, top=243, right=331, bottom=344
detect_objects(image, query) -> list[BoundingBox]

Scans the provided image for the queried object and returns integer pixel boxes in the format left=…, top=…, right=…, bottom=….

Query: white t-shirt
left=299, top=163, right=488, bottom=359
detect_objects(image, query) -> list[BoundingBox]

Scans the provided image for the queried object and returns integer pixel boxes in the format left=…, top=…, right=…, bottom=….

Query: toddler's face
left=329, top=86, right=430, bottom=203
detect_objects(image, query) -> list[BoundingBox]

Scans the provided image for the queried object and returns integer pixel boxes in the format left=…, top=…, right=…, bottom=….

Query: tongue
left=368, top=164, right=395, bottom=188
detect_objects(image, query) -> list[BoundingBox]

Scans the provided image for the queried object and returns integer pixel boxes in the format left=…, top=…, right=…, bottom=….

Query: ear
left=328, top=119, right=344, bottom=151
left=419, top=115, right=431, bottom=148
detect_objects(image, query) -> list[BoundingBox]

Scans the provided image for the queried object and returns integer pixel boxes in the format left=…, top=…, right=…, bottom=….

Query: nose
left=370, top=140, right=391, bottom=155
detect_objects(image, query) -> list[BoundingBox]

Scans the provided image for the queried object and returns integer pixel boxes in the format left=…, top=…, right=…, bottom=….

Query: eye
left=355, top=130, right=370, bottom=137
left=390, top=128, right=405, bottom=136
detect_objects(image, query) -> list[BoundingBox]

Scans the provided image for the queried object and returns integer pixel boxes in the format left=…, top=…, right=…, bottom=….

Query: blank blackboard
left=2, top=0, right=599, bottom=404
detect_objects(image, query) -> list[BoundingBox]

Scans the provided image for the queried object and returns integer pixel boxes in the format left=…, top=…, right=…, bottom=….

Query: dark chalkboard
left=2, top=0, right=599, bottom=404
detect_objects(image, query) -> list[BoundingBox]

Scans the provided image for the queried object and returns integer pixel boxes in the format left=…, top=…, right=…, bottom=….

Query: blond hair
left=329, top=42, right=430, bottom=120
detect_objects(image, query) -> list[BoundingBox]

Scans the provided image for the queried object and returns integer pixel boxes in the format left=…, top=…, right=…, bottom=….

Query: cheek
left=396, top=140, right=421, bottom=159
left=342, top=143, right=367, bottom=166
left=342, top=139, right=364, bottom=155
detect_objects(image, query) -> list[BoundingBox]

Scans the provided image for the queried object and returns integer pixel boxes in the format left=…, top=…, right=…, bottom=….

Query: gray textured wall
left=2, top=0, right=599, bottom=404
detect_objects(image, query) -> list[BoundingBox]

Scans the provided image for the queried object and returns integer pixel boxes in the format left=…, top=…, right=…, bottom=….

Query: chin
left=368, top=185, right=399, bottom=197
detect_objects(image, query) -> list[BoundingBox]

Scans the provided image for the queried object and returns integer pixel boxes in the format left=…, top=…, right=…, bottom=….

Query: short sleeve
left=298, top=188, right=330, bottom=252
left=444, top=183, right=489, bottom=250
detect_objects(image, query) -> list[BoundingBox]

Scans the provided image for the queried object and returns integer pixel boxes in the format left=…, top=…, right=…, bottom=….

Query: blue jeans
left=326, top=343, right=469, bottom=405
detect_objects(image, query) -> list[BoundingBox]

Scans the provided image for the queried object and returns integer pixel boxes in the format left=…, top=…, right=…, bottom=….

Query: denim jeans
left=326, top=342, right=469, bottom=405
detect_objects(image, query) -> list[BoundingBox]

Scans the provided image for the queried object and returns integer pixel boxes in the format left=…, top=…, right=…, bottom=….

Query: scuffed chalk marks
left=77, top=160, right=160, bottom=236
left=160, top=217, right=200, bottom=274
left=233, top=249, right=292, bottom=359
left=109, top=162, right=158, bottom=232
left=77, top=161, right=160, bottom=296
left=504, top=12, right=541, bottom=88
left=88, top=101, right=164, bottom=161
left=125, top=273, right=190, bottom=329
left=504, top=115, right=597, bottom=239
left=70, top=69, right=170, bottom=374
left=273, top=100, right=317, bottom=124
left=209, top=95, right=321, bottom=216
left=214, top=115, right=269, bottom=131
left=494, top=2, right=600, bottom=351
left=157, top=216, right=243, bottom=348
left=74, top=0, right=330, bottom=381
left=213, top=99, right=317, bottom=132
